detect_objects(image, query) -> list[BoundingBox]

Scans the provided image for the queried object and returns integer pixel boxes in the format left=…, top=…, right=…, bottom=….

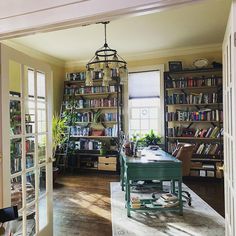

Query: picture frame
left=168, top=61, right=182, bottom=72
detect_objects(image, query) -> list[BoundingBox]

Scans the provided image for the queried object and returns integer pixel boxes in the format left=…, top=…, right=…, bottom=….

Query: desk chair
left=173, top=143, right=195, bottom=206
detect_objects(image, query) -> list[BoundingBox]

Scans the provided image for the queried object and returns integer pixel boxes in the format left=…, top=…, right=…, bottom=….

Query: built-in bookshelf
left=58, top=71, right=123, bottom=172
left=164, top=68, right=223, bottom=179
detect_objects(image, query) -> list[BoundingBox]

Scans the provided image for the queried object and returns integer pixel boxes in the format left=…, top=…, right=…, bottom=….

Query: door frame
left=0, top=43, right=53, bottom=235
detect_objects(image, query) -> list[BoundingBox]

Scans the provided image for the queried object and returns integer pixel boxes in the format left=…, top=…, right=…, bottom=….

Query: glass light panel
left=11, top=176, right=23, bottom=210
left=37, top=102, right=46, bottom=133
left=10, top=138, right=22, bottom=174
left=26, top=171, right=35, bottom=204
left=39, top=166, right=46, bottom=197
left=39, top=197, right=47, bottom=230
left=9, top=60, right=21, bottom=97
left=130, top=119, right=140, bottom=130
left=149, top=108, right=158, bottom=119
left=25, top=100, right=35, bottom=134
left=131, top=108, right=140, bottom=119
left=141, top=119, right=149, bottom=130
left=38, top=135, right=46, bottom=164
left=37, top=72, right=46, bottom=100
left=150, top=119, right=158, bottom=131
left=26, top=136, right=35, bottom=169
left=26, top=204, right=36, bottom=235
left=10, top=100, right=21, bottom=135
left=27, top=69, right=35, bottom=99
left=140, top=108, right=149, bottom=119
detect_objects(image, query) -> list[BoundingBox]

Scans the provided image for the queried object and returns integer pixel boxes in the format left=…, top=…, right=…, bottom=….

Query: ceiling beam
left=0, top=0, right=202, bottom=40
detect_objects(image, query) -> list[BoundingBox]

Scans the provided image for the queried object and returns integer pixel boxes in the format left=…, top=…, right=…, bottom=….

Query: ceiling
left=10, top=0, right=231, bottom=64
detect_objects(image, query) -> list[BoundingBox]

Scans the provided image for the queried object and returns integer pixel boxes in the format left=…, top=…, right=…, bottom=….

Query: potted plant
left=140, top=129, right=162, bottom=147
left=52, top=113, right=67, bottom=180
left=90, top=110, right=105, bottom=136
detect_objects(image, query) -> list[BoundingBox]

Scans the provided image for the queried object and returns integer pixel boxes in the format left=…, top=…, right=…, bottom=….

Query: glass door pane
left=4, top=61, right=52, bottom=236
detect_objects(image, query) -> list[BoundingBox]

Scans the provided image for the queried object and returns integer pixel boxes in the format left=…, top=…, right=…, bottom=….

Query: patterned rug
left=111, top=182, right=225, bottom=236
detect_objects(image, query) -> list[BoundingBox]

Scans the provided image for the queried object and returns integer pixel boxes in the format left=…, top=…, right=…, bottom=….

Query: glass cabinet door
left=1, top=58, right=53, bottom=236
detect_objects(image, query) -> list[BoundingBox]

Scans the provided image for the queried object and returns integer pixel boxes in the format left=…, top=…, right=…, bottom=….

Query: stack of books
left=131, top=197, right=141, bottom=209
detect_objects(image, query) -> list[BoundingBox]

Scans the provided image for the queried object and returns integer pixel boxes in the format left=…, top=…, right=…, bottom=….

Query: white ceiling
left=10, top=0, right=231, bottom=63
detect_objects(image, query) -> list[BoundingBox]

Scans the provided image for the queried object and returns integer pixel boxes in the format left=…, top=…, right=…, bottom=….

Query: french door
left=0, top=45, right=53, bottom=236
left=223, top=0, right=236, bottom=235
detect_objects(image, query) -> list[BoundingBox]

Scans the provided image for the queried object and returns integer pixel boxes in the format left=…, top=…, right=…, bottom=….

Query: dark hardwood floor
left=53, top=173, right=225, bottom=235
left=53, top=172, right=119, bottom=236
left=183, top=178, right=225, bottom=217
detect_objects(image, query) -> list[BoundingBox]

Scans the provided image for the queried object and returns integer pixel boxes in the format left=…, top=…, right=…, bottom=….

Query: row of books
left=64, top=85, right=118, bottom=95
left=166, top=92, right=222, bottom=104
left=194, top=143, right=223, bottom=155
left=167, top=142, right=223, bottom=156
left=69, top=139, right=101, bottom=151
left=166, top=76, right=222, bottom=88
left=74, top=112, right=117, bottom=123
left=166, top=109, right=223, bottom=121
left=11, top=158, right=21, bottom=174
left=167, top=126, right=223, bottom=138
left=194, top=127, right=223, bottom=138
left=75, top=98, right=117, bottom=109
left=76, top=85, right=118, bottom=94
left=66, top=69, right=120, bottom=82
left=105, top=125, right=118, bottom=137
left=26, top=139, right=35, bottom=153
left=70, top=125, right=118, bottom=137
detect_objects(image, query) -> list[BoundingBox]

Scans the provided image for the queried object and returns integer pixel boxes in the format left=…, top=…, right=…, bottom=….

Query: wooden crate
left=98, top=163, right=116, bottom=171
left=98, top=156, right=117, bottom=164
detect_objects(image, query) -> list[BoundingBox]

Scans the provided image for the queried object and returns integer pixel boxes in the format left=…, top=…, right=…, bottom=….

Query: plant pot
left=100, top=149, right=107, bottom=155
left=91, top=129, right=104, bottom=136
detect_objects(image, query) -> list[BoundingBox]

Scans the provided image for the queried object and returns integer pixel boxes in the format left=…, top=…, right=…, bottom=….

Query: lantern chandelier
left=86, top=21, right=128, bottom=86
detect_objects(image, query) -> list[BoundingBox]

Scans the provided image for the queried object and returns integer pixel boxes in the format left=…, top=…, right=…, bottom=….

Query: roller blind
left=128, top=70, right=160, bottom=99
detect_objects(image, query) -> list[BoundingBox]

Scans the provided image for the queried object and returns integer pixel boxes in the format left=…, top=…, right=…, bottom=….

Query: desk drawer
left=99, top=156, right=117, bottom=164
left=98, top=163, right=116, bottom=171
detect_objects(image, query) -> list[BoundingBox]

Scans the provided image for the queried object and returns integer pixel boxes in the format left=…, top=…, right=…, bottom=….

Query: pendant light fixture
left=86, top=22, right=128, bottom=86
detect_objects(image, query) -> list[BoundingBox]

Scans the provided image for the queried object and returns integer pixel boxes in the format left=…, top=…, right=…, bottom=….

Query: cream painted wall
left=9, top=60, right=21, bottom=93
left=3, top=42, right=65, bottom=114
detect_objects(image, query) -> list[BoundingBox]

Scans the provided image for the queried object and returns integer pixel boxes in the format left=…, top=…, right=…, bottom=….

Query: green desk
left=120, top=149, right=183, bottom=217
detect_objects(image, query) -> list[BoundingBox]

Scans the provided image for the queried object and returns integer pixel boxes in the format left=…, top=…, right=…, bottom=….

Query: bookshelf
left=58, top=71, right=123, bottom=172
left=164, top=67, right=223, bottom=179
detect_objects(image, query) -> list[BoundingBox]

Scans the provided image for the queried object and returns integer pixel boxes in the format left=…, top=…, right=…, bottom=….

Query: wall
left=3, top=41, right=65, bottom=114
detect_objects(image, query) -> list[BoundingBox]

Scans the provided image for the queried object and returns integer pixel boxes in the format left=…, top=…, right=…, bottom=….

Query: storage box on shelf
left=164, top=68, right=224, bottom=178
left=60, top=71, right=123, bottom=172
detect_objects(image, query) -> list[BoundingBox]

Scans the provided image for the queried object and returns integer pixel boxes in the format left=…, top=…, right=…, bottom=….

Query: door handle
left=48, top=157, right=53, bottom=163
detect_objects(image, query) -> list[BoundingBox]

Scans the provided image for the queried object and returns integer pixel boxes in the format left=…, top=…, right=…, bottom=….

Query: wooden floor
left=53, top=173, right=225, bottom=235
left=53, top=172, right=119, bottom=236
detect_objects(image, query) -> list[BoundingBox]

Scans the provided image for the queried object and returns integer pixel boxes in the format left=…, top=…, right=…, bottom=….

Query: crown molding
left=2, top=40, right=65, bottom=67
left=65, top=43, right=222, bottom=69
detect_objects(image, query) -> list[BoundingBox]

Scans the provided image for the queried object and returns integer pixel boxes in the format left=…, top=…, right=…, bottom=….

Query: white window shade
left=128, top=71, right=160, bottom=99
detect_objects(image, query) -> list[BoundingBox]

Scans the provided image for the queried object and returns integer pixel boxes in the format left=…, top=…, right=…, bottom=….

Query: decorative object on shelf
left=212, top=61, right=222, bottom=68
left=90, top=110, right=105, bottom=136
left=168, top=61, right=182, bottom=72
left=193, top=58, right=209, bottom=68
left=86, top=21, right=128, bottom=86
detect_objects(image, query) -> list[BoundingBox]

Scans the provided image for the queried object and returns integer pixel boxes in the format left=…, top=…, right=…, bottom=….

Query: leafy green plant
left=52, top=113, right=67, bottom=157
left=90, top=110, right=104, bottom=130
left=140, top=129, right=162, bottom=146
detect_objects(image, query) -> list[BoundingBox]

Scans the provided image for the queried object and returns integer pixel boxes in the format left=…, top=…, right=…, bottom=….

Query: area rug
left=111, top=182, right=225, bottom=236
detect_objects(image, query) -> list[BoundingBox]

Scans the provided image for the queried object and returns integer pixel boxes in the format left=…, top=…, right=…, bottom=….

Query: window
left=128, top=70, right=161, bottom=136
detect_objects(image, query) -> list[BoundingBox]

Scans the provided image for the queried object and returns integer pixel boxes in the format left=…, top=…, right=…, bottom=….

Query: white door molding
left=0, top=0, right=201, bottom=40
left=223, top=0, right=236, bottom=235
